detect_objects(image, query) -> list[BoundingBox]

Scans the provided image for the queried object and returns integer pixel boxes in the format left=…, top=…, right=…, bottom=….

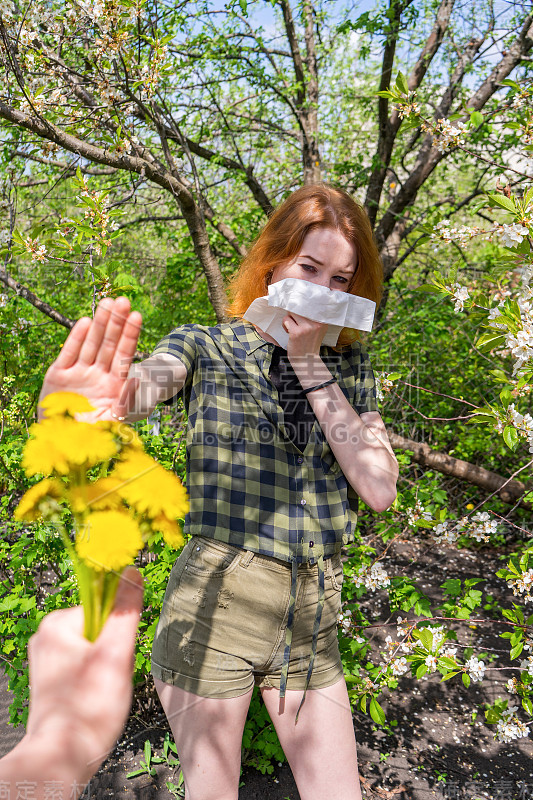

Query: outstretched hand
left=39, top=297, right=142, bottom=421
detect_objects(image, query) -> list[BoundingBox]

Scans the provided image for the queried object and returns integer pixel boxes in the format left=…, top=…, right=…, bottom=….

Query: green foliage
left=241, top=688, right=286, bottom=774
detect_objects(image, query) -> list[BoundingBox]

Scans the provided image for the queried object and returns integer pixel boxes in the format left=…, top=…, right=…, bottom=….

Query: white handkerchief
left=243, top=278, right=375, bottom=349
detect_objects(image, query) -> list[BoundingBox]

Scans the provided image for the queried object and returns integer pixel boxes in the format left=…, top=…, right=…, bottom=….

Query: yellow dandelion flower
left=151, top=513, right=185, bottom=549
left=112, top=451, right=189, bottom=520
left=98, top=420, right=144, bottom=450
left=14, top=478, right=64, bottom=521
left=67, top=477, right=124, bottom=514
left=39, top=392, right=95, bottom=418
left=23, top=418, right=118, bottom=476
left=76, top=510, right=144, bottom=572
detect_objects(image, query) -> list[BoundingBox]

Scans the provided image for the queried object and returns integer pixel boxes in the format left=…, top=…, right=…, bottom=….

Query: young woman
left=40, top=184, right=398, bottom=800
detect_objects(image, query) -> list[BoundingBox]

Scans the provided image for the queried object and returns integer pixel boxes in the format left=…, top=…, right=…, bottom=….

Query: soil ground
left=2, top=536, right=532, bottom=799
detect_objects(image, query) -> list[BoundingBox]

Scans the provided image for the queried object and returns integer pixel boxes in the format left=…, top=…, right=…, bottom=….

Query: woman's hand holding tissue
left=282, top=312, right=329, bottom=362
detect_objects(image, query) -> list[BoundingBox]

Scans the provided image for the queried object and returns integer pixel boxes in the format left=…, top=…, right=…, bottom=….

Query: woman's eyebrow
left=300, top=253, right=323, bottom=265
left=300, top=254, right=355, bottom=273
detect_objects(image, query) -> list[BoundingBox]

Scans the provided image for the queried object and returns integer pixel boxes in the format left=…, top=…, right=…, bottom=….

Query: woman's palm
left=39, top=298, right=142, bottom=420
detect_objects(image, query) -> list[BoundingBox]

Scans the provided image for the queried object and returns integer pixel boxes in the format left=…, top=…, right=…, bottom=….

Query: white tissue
left=243, top=278, right=376, bottom=349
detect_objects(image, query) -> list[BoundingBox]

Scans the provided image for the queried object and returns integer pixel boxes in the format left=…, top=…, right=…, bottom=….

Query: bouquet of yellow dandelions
left=14, top=392, right=189, bottom=641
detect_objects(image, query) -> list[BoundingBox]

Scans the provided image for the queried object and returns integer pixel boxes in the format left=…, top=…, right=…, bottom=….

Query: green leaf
left=501, top=79, right=521, bottom=91
left=439, top=657, right=459, bottom=669
left=395, top=71, right=409, bottom=96
left=499, top=387, right=513, bottom=409
left=475, top=331, right=507, bottom=352
left=441, top=579, right=461, bottom=596
left=127, top=768, right=149, bottom=778
left=416, top=284, right=442, bottom=293
left=440, top=671, right=459, bottom=682
left=144, top=739, right=152, bottom=766
left=418, top=628, right=434, bottom=651
left=462, top=673, right=471, bottom=688
left=510, top=642, right=524, bottom=660
left=416, top=663, right=428, bottom=679
left=503, top=426, right=519, bottom=451
left=522, top=697, right=533, bottom=715
left=470, top=111, right=483, bottom=127
left=487, top=193, right=517, bottom=214
left=490, top=369, right=509, bottom=382
left=369, top=697, right=386, bottom=725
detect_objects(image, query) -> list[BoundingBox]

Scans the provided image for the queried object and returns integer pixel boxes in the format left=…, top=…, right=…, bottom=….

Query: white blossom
left=406, top=499, right=432, bottom=526
left=519, top=655, right=533, bottom=676
left=354, top=562, right=391, bottom=592
left=425, top=654, right=437, bottom=671
left=497, top=223, right=529, bottom=249
left=391, top=657, right=409, bottom=676
left=432, top=119, right=468, bottom=152
left=465, top=655, right=486, bottom=682
left=508, top=569, right=533, bottom=603
left=496, top=718, right=530, bottom=743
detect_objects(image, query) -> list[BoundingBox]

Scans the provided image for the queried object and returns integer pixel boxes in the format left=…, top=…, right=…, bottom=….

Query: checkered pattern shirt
left=152, top=319, right=378, bottom=562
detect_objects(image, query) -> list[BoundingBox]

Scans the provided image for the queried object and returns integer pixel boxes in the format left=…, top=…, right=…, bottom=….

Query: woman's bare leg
left=260, top=677, right=363, bottom=800
left=154, top=679, right=253, bottom=800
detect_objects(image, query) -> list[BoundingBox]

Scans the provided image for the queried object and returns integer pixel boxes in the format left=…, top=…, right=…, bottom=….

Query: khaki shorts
left=151, top=535, right=345, bottom=697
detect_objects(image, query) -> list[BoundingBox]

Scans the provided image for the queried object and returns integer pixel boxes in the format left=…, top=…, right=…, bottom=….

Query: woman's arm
left=283, top=313, right=398, bottom=513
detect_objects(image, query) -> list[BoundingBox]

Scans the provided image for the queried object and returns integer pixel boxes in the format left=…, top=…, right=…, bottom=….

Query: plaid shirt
left=151, top=319, right=378, bottom=704
left=152, top=319, right=378, bottom=561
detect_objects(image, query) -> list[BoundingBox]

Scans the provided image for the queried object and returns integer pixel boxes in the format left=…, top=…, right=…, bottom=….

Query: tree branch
left=0, top=268, right=75, bottom=329
left=12, top=150, right=117, bottom=175
left=389, top=431, right=532, bottom=510
left=364, top=0, right=454, bottom=226
left=375, top=13, right=533, bottom=268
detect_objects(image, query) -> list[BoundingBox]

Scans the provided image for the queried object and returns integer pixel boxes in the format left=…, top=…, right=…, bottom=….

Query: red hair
left=225, top=184, right=383, bottom=348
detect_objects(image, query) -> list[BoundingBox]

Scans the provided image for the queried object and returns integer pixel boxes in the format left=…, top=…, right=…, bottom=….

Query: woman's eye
left=301, top=264, right=316, bottom=272
left=334, top=276, right=348, bottom=283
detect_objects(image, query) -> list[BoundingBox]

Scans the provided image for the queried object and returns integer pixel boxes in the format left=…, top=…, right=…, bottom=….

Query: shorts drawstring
left=279, top=554, right=326, bottom=724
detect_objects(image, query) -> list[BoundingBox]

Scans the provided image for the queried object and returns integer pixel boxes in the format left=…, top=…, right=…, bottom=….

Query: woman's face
left=270, top=227, right=357, bottom=292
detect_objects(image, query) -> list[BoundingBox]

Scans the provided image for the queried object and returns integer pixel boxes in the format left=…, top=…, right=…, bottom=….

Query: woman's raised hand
left=39, top=297, right=142, bottom=421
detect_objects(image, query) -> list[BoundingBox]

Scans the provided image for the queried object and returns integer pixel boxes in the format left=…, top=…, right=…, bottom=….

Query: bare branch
left=12, top=150, right=117, bottom=175
left=0, top=268, right=75, bottom=329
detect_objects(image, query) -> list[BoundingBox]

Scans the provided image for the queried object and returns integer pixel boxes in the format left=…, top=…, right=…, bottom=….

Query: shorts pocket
left=327, top=552, right=344, bottom=592
left=185, top=537, right=240, bottom=576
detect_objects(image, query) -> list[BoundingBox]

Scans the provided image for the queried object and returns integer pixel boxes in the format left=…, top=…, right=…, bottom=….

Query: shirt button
left=309, top=541, right=314, bottom=547
left=297, top=456, right=304, bottom=464
left=300, top=498, right=306, bottom=505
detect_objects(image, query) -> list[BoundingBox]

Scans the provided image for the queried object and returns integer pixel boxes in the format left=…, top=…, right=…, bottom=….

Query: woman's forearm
left=292, top=355, right=398, bottom=512
left=124, top=355, right=187, bottom=422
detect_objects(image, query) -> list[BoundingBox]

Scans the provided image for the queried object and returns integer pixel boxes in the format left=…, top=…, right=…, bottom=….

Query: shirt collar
left=232, top=319, right=276, bottom=355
